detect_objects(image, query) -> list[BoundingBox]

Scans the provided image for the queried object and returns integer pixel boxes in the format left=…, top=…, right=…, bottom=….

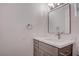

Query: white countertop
left=33, top=34, right=75, bottom=48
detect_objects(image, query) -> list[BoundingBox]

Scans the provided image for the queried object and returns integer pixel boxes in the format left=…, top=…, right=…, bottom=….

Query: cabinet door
left=39, top=49, right=45, bottom=56
left=39, top=41, right=58, bottom=56
left=39, top=49, right=51, bottom=56
left=58, top=44, right=72, bottom=56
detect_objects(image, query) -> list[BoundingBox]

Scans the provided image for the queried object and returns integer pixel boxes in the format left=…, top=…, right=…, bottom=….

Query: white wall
left=1, top=3, right=79, bottom=56
left=0, top=3, right=48, bottom=56
left=70, top=4, right=79, bottom=55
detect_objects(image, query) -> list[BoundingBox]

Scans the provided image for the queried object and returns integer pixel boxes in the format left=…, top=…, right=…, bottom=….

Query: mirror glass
left=48, top=4, right=71, bottom=34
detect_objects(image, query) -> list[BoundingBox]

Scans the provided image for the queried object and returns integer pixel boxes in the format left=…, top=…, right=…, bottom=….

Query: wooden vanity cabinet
left=33, top=39, right=73, bottom=56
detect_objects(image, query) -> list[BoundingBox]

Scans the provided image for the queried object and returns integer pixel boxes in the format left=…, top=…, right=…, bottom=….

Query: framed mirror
left=48, top=4, right=71, bottom=34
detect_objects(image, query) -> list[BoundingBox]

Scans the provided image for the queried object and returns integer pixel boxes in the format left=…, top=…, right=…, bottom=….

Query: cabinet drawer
left=39, top=49, right=52, bottom=56
left=59, top=44, right=72, bottom=56
left=39, top=41, right=58, bottom=56
left=33, top=39, right=39, bottom=47
left=34, top=39, right=39, bottom=44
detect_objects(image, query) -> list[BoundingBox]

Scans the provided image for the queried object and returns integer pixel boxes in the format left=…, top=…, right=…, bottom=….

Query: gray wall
left=0, top=3, right=48, bottom=56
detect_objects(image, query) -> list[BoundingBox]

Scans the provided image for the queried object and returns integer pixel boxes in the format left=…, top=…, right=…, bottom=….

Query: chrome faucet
left=56, top=27, right=63, bottom=39
left=56, top=32, right=63, bottom=39
left=57, top=32, right=60, bottom=39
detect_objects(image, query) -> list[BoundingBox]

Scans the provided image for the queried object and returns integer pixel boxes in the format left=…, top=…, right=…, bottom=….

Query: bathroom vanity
left=33, top=3, right=74, bottom=56
left=33, top=38, right=74, bottom=56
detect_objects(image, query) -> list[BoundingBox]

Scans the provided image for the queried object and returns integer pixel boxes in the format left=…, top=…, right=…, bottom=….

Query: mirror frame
left=48, top=3, right=71, bottom=34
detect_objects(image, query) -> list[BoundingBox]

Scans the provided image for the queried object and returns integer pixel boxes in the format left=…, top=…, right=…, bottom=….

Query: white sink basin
left=33, top=34, right=75, bottom=48
left=46, top=38, right=74, bottom=47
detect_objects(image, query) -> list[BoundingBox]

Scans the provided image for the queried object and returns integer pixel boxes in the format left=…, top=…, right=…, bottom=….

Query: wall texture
left=0, top=3, right=48, bottom=56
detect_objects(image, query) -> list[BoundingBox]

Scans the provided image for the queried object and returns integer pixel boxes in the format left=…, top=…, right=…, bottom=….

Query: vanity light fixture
left=48, top=3, right=55, bottom=10
left=48, top=3, right=61, bottom=10
left=48, top=3, right=66, bottom=11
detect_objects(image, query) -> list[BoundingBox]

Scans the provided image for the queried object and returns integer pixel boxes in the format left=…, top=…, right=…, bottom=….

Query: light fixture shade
left=48, top=3, right=63, bottom=11
left=48, top=3, right=54, bottom=10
